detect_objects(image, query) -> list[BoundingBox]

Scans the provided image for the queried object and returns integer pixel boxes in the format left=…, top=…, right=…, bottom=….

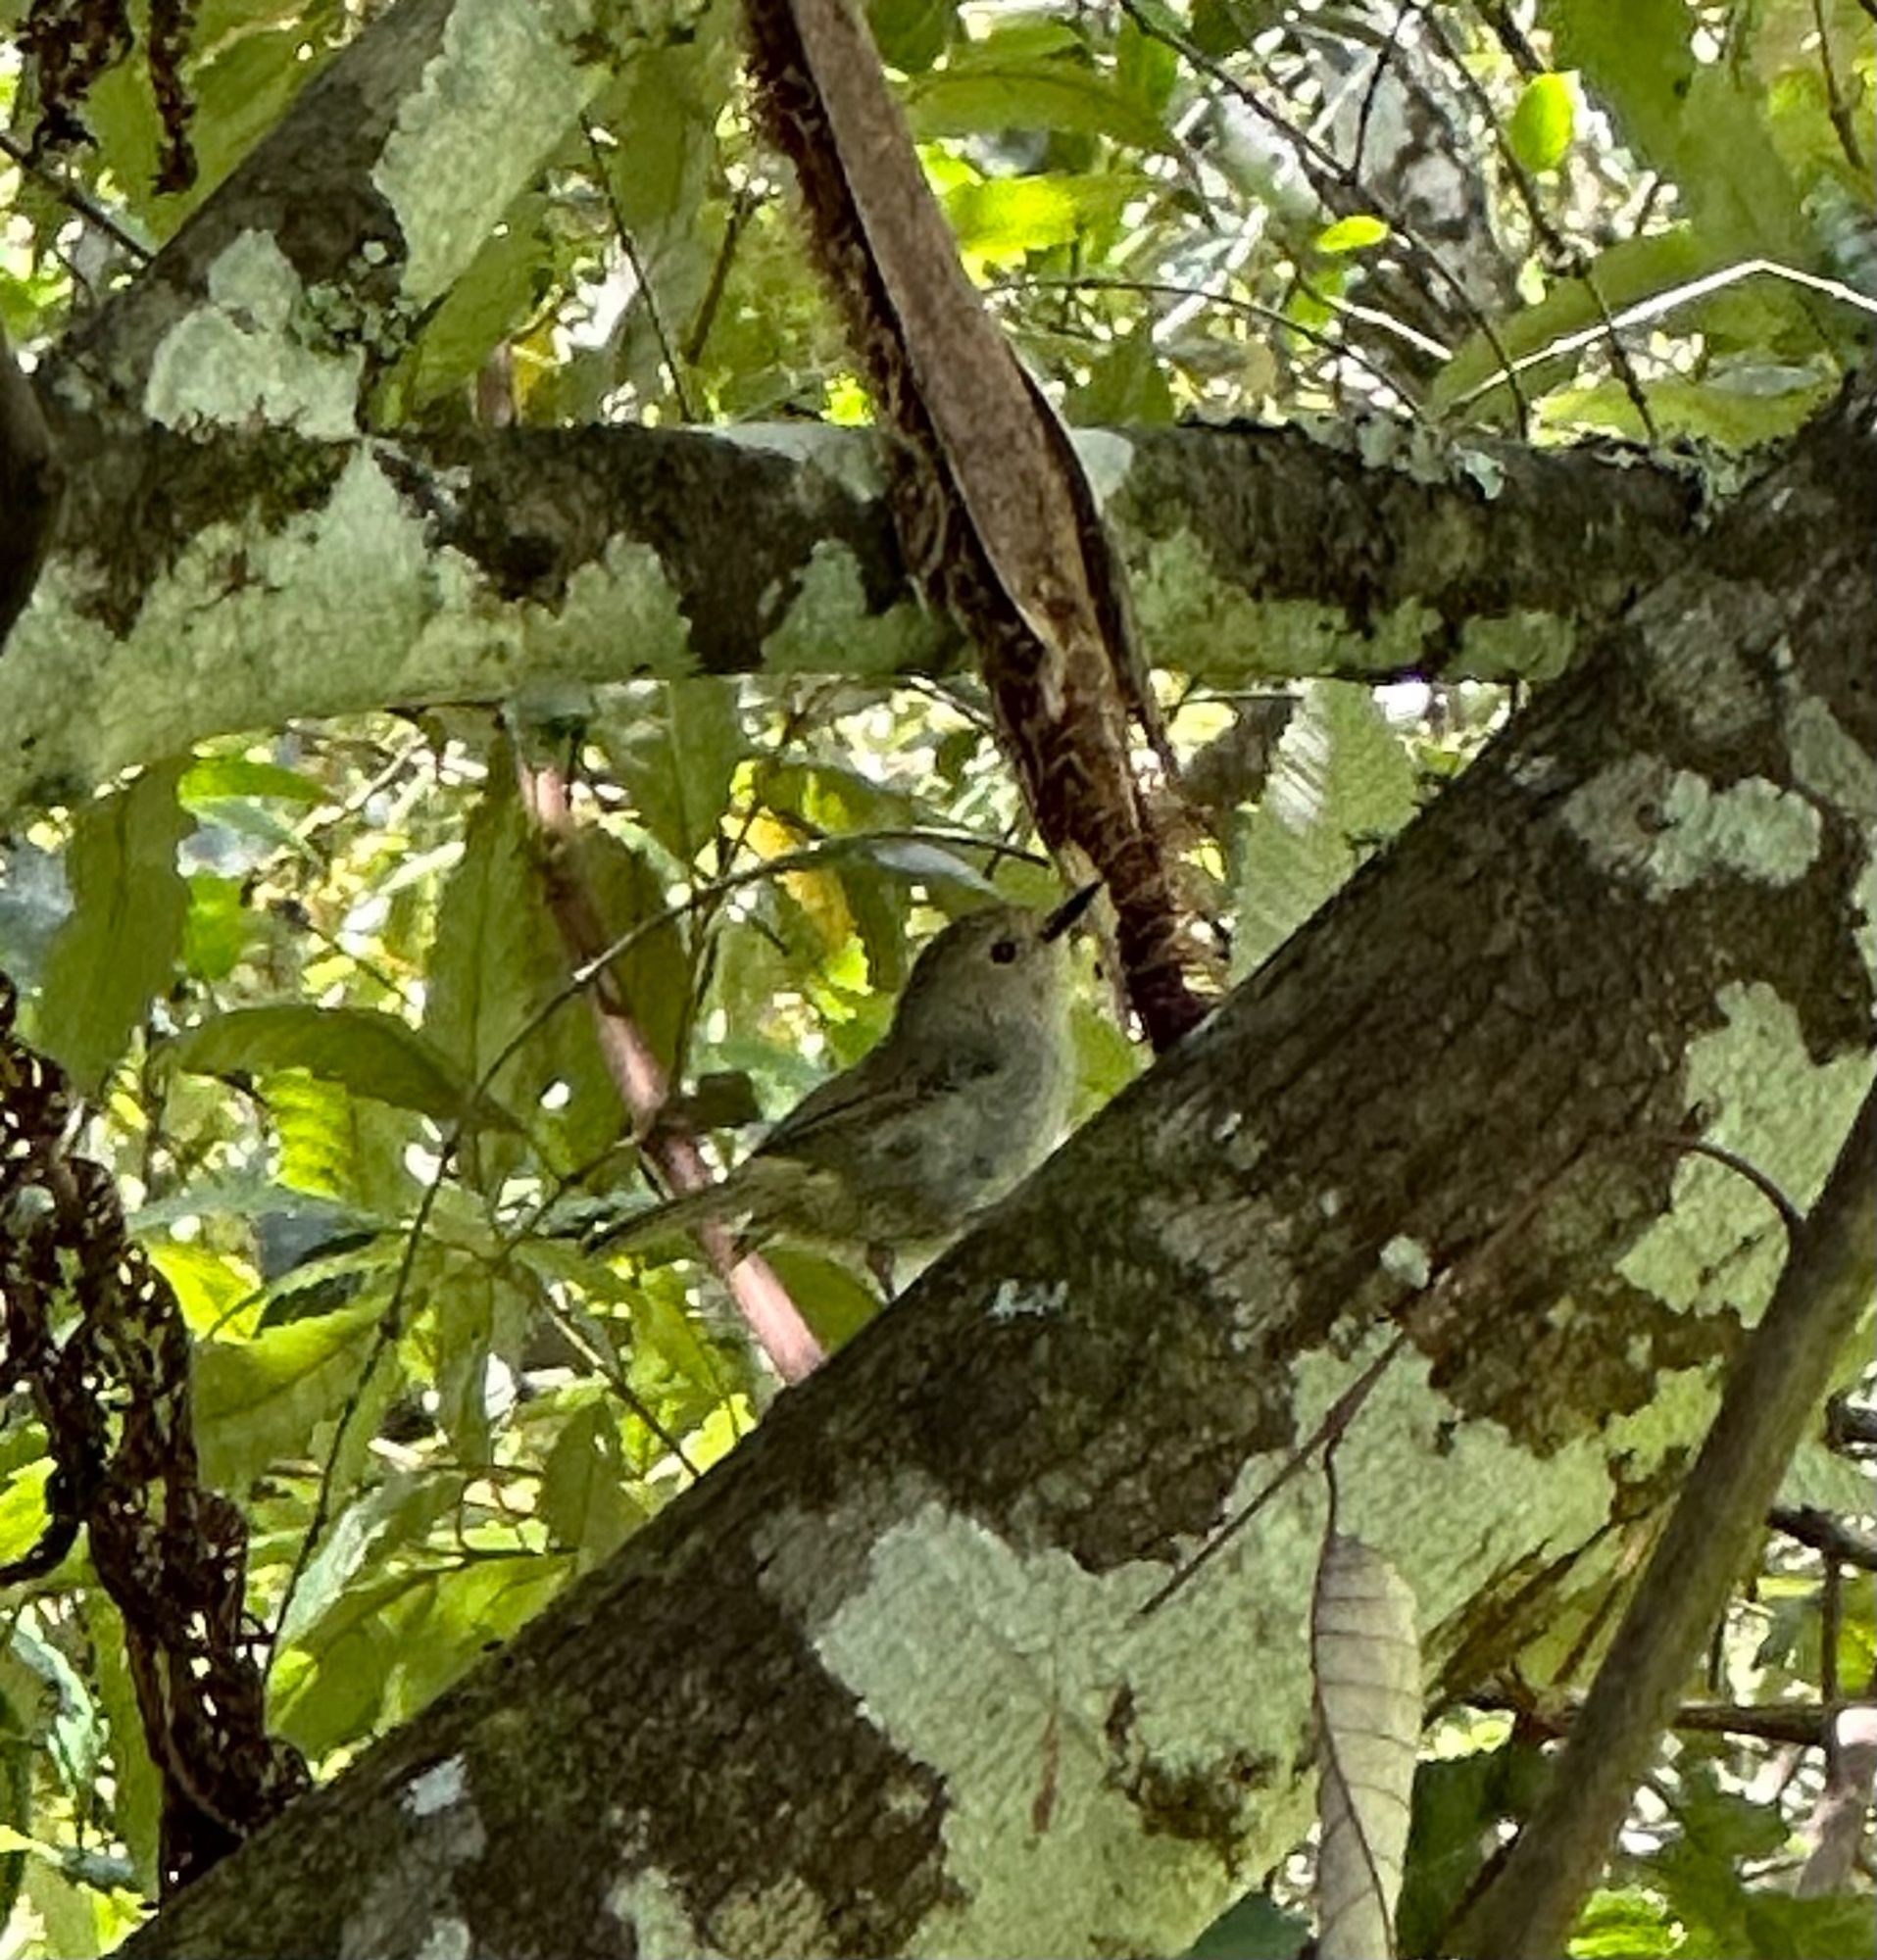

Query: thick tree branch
left=119, top=337, right=1875, bottom=1960
left=2, top=408, right=1704, bottom=814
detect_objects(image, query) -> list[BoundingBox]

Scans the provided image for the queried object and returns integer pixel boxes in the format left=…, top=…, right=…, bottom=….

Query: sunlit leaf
left=947, top=172, right=1150, bottom=264
left=174, top=1004, right=508, bottom=1128
left=194, top=1299, right=385, bottom=1490
left=0, top=1462, right=52, bottom=1571
left=178, top=757, right=326, bottom=808
left=1314, top=214, right=1390, bottom=254
left=907, top=64, right=1182, bottom=155
left=36, top=761, right=193, bottom=1093
left=1507, top=74, right=1577, bottom=172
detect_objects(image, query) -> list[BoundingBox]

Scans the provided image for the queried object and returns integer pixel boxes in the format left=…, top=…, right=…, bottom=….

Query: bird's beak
left=1042, top=881, right=1102, bottom=941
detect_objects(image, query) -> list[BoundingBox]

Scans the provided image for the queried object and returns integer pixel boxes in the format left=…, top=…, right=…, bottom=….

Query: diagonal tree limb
left=1456, top=1087, right=1877, bottom=1959
left=743, top=0, right=1210, bottom=1049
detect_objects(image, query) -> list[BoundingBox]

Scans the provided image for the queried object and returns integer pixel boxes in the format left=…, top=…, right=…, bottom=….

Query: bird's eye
left=990, top=938, right=1019, bottom=964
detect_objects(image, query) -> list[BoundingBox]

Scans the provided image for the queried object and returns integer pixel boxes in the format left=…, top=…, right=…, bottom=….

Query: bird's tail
left=584, top=1176, right=753, bottom=1256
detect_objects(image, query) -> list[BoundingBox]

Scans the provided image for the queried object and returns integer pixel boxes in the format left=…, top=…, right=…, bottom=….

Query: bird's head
left=891, top=885, right=1100, bottom=1041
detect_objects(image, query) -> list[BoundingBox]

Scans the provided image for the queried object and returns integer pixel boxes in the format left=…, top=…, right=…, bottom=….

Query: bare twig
left=582, top=117, right=700, bottom=423
left=517, top=753, right=824, bottom=1384
left=683, top=184, right=762, bottom=369
left=992, top=271, right=1427, bottom=416
left=1810, top=0, right=1868, bottom=175
left=0, top=129, right=152, bottom=262
left=1771, top=1505, right=1877, bottom=1572
left=1417, top=6, right=1656, bottom=439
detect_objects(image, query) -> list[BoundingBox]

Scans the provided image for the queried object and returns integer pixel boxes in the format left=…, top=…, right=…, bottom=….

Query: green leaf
left=425, top=767, right=625, bottom=1174
left=946, top=172, right=1150, bottom=264
left=1116, top=17, right=1179, bottom=113
left=1314, top=214, right=1390, bottom=254
left=183, top=13, right=328, bottom=208
left=1536, top=372, right=1836, bottom=448
left=1742, top=1890, right=1877, bottom=1960
left=0, top=1698, right=24, bottom=1937
left=906, top=64, right=1182, bottom=156
left=193, top=1299, right=385, bottom=1490
left=173, top=1004, right=505, bottom=1128
left=408, top=191, right=550, bottom=407
left=1508, top=73, right=1576, bottom=172
left=182, top=873, right=256, bottom=983
left=1231, top=682, right=1420, bottom=977
left=85, top=1595, right=161, bottom=1894
left=178, top=757, right=326, bottom=808
left=595, top=32, right=733, bottom=399
left=385, top=1552, right=574, bottom=1722
left=602, top=679, right=746, bottom=864
left=272, top=1595, right=401, bottom=1759
left=762, top=1250, right=880, bottom=1352
left=144, top=1240, right=259, bottom=1338
left=409, top=1253, right=529, bottom=1462
left=0, top=1461, right=51, bottom=1571
left=868, top=0, right=954, bottom=72
left=36, top=760, right=193, bottom=1093
left=267, top=1068, right=416, bottom=1217
left=539, top=1401, right=644, bottom=1567
left=568, top=829, right=692, bottom=1083
left=1397, top=1738, right=1545, bottom=1954
left=1183, top=1887, right=1311, bottom=1958
left=1547, top=0, right=1811, bottom=263
left=1431, top=225, right=1708, bottom=412
left=1569, top=1886, right=1680, bottom=1957
left=1064, top=327, right=1176, bottom=425
left=272, top=1470, right=466, bottom=1651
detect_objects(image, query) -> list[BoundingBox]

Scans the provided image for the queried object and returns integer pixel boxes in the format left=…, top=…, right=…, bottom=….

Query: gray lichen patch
left=1132, top=530, right=1441, bottom=680
left=373, top=0, right=605, bottom=305
left=761, top=545, right=951, bottom=675
left=1562, top=756, right=1822, bottom=895
left=1291, top=1338, right=1618, bottom=1635
left=1616, top=981, right=1874, bottom=1321
left=715, top=419, right=889, bottom=508
left=1067, top=427, right=1138, bottom=509
left=0, top=450, right=700, bottom=813
left=606, top=1867, right=732, bottom=1960
left=1784, top=689, right=1877, bottom=818
left=144, top=231, right=364, bottom=437
left=768, top=1491, right=1320, bottom=1957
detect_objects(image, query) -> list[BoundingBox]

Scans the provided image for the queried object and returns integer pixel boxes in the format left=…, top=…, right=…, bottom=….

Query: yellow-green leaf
left=1508, top=74, right=1576, bottom=172
left=1315, top=214, right=1390, bottom=254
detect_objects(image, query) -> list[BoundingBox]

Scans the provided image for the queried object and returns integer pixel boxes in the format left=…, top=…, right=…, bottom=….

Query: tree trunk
left=123, top=381, right=1874, bottom=1959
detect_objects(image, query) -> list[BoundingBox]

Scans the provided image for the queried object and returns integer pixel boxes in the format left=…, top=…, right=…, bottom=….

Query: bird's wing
left=758, top=1042, right=1004, bottom=1165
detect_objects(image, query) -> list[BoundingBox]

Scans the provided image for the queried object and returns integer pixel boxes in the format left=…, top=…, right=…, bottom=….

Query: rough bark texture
left=122, top=383, right=1874, bottom=1960
left=1, top=409, right=1702, bottom=813
left=0, top=327, right=62, bottom=646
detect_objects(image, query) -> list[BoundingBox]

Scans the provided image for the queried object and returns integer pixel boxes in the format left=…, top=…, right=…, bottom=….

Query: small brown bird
left=591, top=885, right=1099, bottom=1287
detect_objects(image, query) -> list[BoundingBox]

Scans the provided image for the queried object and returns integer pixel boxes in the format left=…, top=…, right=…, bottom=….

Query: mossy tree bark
left=121, top=381, right=1874, bottom=1960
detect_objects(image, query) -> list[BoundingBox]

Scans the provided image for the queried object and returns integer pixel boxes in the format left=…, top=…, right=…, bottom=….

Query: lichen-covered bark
left=123, top=384, right=1873, bottom=1960
left=2, top=411, right=1700, bottom=813
left=46, top=0, right=651, bottom=414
